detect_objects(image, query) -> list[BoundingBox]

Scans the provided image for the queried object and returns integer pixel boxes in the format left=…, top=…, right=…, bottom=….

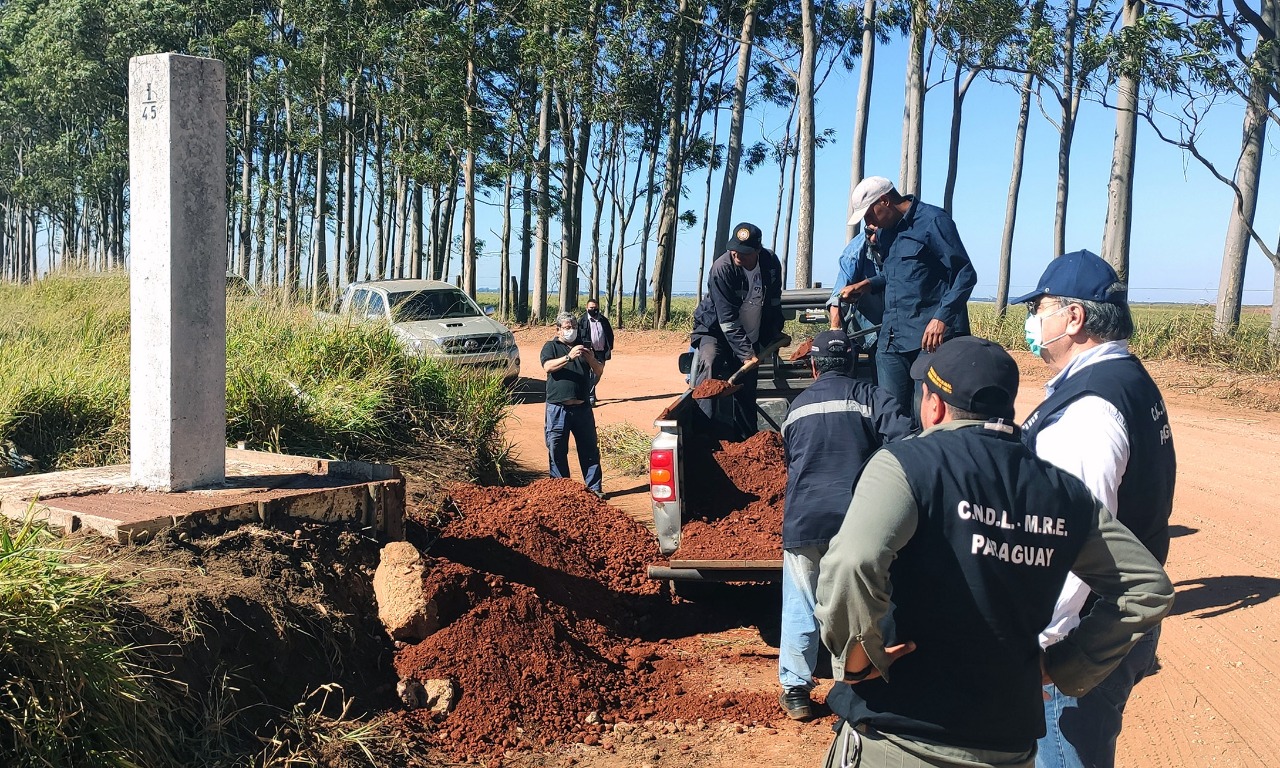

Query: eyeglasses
left=1027, top=297, right=1063, bottom=315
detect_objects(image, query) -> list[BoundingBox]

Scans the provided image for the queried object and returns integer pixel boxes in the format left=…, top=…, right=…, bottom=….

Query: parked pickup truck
left=336, top=279, right=521, bottom=386
left=646, top=288, right=877, bottom=583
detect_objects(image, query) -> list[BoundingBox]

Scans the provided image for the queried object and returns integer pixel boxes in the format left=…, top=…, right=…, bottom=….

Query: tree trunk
left=997, top=70, right=1034, bottom=317
left=343, top=81, right=359, bottom=286
left=846, top=0, right=877, bottom=240
left=698, top=75, right=724, bottom=300
left=520, top=166, right=533, bottom=322
left=500, top=134, right=515, bottom=317
left=1100, top=0, right=1143, bottom=281
left=238, top=64, right=253, bottom=280
left=795, top=0, right=817, bottom=288
left=714, top=1, right=756, bottom=255
left=901, top=0, right=927, bottom=194
left=1214, top=0, right=1274, bottom=336
left=1053, top=0, right=1083, bottom=259
left=941, top=68, right=977, bottom=215
left=462, top=1, right=479, bottom=297
left=650, top=0, right=696, bottom=328
left=533, top=69, right=552, bottom=322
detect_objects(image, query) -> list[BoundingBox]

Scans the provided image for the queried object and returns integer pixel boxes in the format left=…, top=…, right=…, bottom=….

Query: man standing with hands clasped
left=541, top=312, right=605, bottom=496
left=577, top=298, right=614, bottom=406
left=814, top=336, right=1173, bottom=768
left=842, top=177, right=977, bottom=420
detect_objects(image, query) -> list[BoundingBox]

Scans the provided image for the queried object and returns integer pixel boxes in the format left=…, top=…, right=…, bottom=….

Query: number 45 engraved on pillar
left=141, top=83, right=158, bottom=120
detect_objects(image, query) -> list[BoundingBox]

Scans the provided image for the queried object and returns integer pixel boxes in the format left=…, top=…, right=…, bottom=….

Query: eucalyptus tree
left=1039, top=0, right=1108, bottom=259
left=1098, top=0, right=1144, bottom=280
left=931, top=0, right=1025, bottom=215
left=1132, top=0, right=1278, bottom=339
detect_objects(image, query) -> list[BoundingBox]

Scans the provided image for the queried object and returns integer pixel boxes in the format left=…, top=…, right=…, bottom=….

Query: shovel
left=703, top=334, right=792, bottom=399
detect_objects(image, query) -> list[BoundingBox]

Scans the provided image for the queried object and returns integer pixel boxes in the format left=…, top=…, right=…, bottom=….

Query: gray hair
left=1049, top=282, right=1133, bottom=341
left=555, top=311, right=576, bottom=327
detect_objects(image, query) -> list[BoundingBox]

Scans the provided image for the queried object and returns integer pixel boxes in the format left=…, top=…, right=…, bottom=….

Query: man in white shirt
left=1013, top=250, right=1177, bottom=768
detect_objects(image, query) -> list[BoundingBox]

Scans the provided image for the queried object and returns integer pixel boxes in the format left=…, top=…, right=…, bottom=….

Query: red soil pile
left=691, top=378, right=740, bottom=399
left=394, top=478, right=786, bottom=758
left=675, top=431, right=787, bottom=561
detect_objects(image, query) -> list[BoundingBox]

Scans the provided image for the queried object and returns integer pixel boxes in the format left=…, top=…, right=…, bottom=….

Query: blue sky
left=473, top=36, right=1280, bottom=306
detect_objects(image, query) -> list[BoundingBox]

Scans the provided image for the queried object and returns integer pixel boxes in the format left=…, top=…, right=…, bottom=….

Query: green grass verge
left=0, top=514, right=180, bottom=766
left=597, top=422, right=652, bottom=476
left=0, top=272, right=511, bottom=475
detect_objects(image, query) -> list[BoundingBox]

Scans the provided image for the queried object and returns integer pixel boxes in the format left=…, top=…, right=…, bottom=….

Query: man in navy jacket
left=777, top=329, right=913, bottom=720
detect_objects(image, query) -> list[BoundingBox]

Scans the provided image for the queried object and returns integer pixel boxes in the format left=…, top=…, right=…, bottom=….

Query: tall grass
left=0, top=513, right=180, bottom=766
left=0, top=272, right=511, bottom=474
left=972, top=302, right=1279, bottom=375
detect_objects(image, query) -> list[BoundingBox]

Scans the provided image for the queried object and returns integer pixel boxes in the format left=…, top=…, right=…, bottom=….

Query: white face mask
left=1024, top=305, right=1069, bottom=357
left=559, top=328, right=578, bottom=343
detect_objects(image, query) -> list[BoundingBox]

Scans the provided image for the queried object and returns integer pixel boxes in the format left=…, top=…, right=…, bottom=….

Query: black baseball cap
left=811, top=329, right=853, bottom=359
left=1010, top=249, right=1126, bottom=306
left=726, top=222, right=763, bottom=255
left=910, top=336, right=1019, bottom=420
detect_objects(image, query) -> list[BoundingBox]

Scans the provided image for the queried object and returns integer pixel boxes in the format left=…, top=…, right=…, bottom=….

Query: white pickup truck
left=336, top=279, right=521, bottom=386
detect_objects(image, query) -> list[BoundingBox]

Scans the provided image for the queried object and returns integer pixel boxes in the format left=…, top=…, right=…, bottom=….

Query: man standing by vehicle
left=1013, top=250, right=1177, bottom=768
left=815, top=336, right=1173, bottom=768
left=577, top=298, right=614, bottom=406
left=540, top=312, right=605, bottom=496
left=842, top=177, right=977, bottom=419
left=777, top=329, right=912, bottom=721
left=689, top=221, right=785, bottom=439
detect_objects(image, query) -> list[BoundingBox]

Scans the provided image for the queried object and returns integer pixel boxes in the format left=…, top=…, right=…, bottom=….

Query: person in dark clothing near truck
left=842, top=176, right=977, bottom=421
left=689, top=221, right=785, bottom=439
left=540, top=311, right=605, bottom=496
left=777, top=329, right=913, bottom=721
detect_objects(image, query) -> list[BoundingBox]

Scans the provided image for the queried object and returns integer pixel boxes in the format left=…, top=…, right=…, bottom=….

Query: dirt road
left=504, top=326, right=1280, bottom=767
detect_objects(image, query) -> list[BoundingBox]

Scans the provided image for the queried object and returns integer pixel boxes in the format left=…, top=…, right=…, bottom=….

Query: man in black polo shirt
left=540, top=311, right=605, bottom=495
left=815, top=336, right=1173, bottom=768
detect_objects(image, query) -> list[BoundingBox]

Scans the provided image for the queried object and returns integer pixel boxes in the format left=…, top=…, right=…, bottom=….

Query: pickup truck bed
left=648, top=289, right=866, bottom=582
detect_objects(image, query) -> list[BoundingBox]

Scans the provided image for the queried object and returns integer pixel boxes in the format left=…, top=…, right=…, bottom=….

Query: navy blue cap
left=726, top=222, right=763, bottom=255
left=1010, top=250, right=1126, bottom=306
left=811, top=329, right=853, bottom=359
left=910, top=336, right=1019, bottom=420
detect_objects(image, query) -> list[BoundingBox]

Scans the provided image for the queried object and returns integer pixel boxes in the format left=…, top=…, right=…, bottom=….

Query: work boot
left=779, top=687, right=814, bottom=721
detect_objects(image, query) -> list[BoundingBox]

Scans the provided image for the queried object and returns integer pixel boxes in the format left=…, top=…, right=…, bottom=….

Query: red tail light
left=650, top=449, right=676, bottom=500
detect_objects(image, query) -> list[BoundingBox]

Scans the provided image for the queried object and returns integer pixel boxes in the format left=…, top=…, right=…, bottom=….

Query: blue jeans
left=1037, top=626, right=1161, bottom=768
left=876, top=348, right=922, bottom=426
left=545, top=401, right=602, bottom=492
left=780, top=545, right=826, bottom=691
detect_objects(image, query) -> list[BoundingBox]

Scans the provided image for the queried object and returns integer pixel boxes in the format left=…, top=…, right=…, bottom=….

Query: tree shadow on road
left=1171, top=575, right=1280, bottom=618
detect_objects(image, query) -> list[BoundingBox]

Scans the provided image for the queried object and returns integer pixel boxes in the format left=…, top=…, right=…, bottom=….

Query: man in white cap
left=842, top=177, right=976, bottom=423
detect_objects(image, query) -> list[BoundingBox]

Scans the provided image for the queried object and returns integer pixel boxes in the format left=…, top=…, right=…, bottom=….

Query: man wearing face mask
left=577, top=298, right=614, bottom=406
left=1012, top=250, right=1177, bottom=768
left=541, top=311, right=606, bottom=496
left=689, top=221, right=785, bottom=439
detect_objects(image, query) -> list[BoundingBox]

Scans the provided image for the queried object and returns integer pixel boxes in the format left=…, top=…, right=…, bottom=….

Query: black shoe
left=779, top=688, right=814, bottom=721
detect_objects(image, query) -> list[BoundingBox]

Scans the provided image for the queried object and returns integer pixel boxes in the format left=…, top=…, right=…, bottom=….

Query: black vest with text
left=1020, top=355, right=1176, bottom=564
left=826, top=423, right=1096, bottom=752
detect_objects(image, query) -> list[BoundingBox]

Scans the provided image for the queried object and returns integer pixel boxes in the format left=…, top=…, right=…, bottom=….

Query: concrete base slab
left=0, top=448, right=405, bottom=543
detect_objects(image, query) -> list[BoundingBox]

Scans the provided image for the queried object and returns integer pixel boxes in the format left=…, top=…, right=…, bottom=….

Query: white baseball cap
left=847, top=176, right=894, bottom=226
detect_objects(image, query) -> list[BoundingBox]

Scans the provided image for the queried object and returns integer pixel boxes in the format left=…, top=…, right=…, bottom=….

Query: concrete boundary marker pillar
left=128, top=53, right=227, bottom=491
